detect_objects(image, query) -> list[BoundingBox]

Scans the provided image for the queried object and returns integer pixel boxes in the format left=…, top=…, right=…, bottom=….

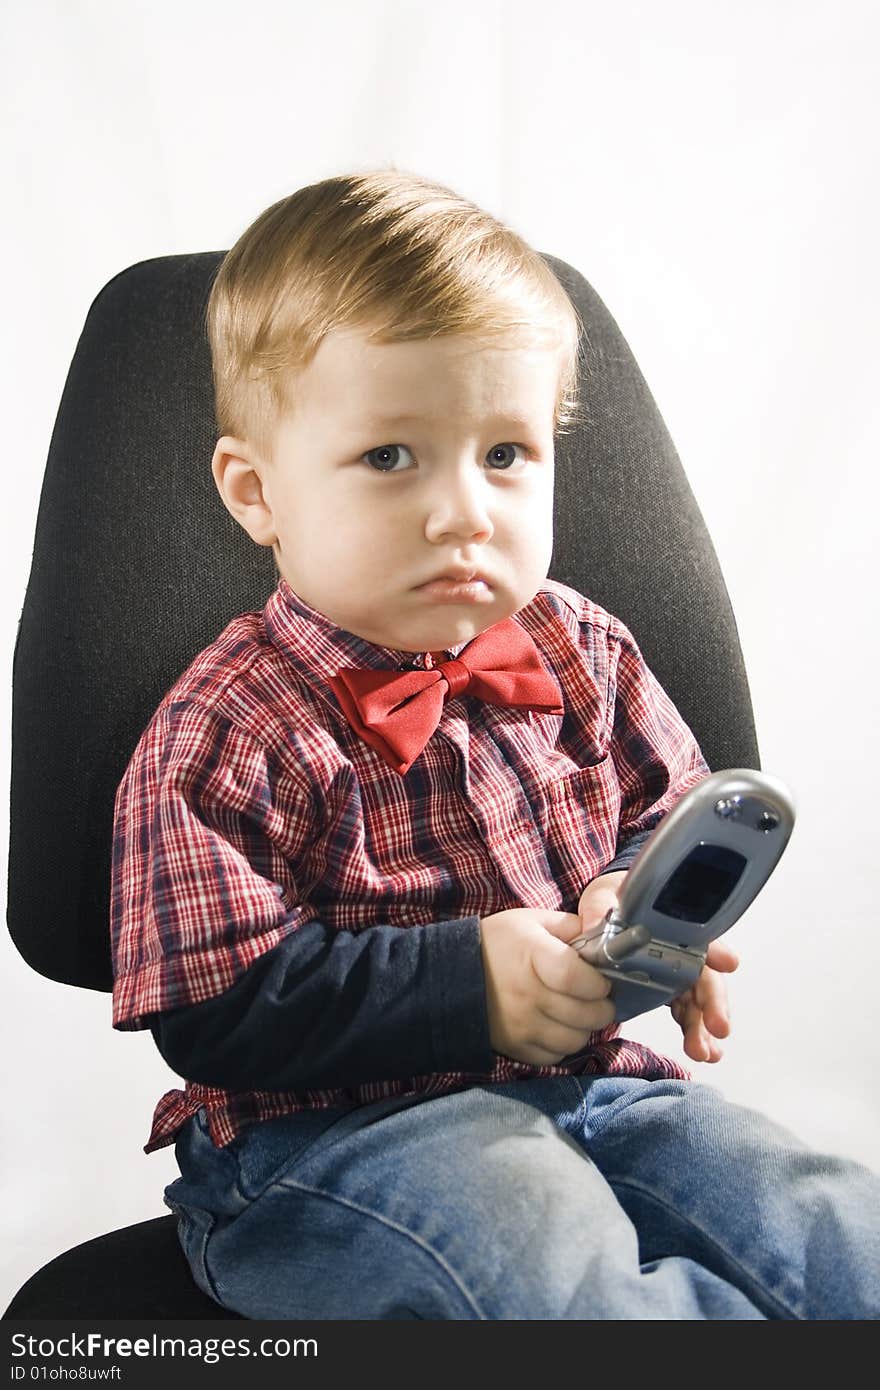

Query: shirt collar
left=263, top=578, right=471, bottom=690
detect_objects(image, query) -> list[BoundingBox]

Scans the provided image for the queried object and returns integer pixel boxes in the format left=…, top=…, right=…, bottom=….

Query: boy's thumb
left=540, top=910, right=584, bottom=943
left=578, top=883, right=620, bottom=931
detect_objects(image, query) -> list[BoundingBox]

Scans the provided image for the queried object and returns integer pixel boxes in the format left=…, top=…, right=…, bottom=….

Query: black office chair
left=3, top=247, right=758, bottom=1318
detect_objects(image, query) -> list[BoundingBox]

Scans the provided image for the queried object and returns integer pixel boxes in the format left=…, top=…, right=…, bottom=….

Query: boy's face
left=215, top=327, right=562, bottom=654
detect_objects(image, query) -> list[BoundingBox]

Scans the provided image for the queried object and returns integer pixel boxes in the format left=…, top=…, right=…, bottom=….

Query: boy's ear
left=211, top=437, right=277, bottom=547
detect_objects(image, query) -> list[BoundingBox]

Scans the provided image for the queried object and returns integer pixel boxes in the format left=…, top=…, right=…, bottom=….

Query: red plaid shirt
left=111, top=578, right=706, bottom=1151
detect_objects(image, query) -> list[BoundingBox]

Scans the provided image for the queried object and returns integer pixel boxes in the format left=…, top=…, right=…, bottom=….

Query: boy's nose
left=423, top=469, right=494, bottom=542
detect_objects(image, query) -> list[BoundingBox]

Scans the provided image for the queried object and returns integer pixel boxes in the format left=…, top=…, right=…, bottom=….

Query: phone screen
left=652, top=843, right=747, bottom=924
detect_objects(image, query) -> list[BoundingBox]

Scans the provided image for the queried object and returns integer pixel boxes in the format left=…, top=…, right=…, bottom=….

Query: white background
left=2, top=0, right=878, bottom=1314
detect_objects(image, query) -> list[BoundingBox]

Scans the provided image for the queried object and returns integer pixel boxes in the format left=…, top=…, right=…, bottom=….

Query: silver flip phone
left=569, top=769, right=796, bottom=1022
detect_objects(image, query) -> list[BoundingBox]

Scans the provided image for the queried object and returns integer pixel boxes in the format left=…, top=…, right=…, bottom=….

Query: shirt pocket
left=533, top=759, right=622, bottom=893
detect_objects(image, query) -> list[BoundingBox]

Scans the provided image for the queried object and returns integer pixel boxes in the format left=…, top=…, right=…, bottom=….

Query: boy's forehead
left=300, top=326, right=563, bottom=423
left=324, top=323, right=560, bottom=369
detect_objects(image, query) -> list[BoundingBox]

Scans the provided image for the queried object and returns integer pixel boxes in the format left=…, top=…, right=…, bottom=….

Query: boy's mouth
left=414, top=576, right=493, bottom=604
left=414, top=569, right=494, bottom=603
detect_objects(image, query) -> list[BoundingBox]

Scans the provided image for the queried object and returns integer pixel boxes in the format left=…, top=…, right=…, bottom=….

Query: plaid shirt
left=111, top=578, right=707, bottom=1151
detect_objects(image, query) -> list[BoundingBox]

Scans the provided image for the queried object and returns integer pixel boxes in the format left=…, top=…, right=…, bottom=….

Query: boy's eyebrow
left=362, top=410, right=537, bottom=428
left=364, top=412, right=423, bottom=426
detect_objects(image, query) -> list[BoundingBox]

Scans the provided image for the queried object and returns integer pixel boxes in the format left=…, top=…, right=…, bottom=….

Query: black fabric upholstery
left=546, top=255, right=756, bottom=761
left=9, top=253, right=274, bottom=991
left=2, top=1216, right=242, bottom=1320
left=5, top=248, right=759, bottom=1318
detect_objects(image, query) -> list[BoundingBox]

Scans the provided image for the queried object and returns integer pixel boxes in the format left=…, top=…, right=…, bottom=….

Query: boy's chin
left=407, top=614, right=511, bottom=654
left=407, top=592, right=544, bottom=652
left=319, top=586, right=534, bottom=652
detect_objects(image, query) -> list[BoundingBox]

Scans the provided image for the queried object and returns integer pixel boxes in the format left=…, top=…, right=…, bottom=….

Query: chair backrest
left=7, top=250, right=758, bottom=991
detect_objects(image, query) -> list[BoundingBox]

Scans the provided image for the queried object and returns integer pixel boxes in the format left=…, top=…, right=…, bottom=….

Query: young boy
left=110, top=168, right=880, bottom=1320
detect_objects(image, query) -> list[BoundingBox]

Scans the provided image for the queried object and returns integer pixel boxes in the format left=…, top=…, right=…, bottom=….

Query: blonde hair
left=206, top=166, right=585, bottom=462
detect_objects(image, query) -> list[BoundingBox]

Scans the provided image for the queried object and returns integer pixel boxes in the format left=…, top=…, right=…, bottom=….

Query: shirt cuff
left=423, top=915, right=494, bottom=1071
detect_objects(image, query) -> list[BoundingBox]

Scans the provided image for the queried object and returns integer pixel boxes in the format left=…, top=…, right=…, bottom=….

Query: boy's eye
left=362, top=442, right=529, bottom=473
left=363, top=444, right=414, bottom=473
left=486, top=443, right=528, bottom=470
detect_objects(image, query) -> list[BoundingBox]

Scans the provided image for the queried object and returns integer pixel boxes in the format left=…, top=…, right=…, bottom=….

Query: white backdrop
left=2, top=0, right=878, bottom=1314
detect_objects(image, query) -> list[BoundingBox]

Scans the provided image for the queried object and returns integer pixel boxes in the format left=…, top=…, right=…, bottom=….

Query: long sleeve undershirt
left=149, top=835, right=650, bottom=1091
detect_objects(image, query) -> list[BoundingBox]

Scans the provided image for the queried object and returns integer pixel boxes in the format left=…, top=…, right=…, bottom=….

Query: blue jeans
left=164, top=1076, right=880, bottom=1319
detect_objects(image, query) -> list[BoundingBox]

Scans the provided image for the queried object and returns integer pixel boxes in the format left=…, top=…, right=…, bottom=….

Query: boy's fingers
left=537, top=991, right=616, bottom=1032
left=684, top=1033, right=711, bottom=1063
left=701, top=987, right=731, bottom=1038
left=686, top=1029, right=724, bottom=1063
left=705, top=940, right=739, bottom=973
left=682, top=1007, right=713, bottom=1061
left=694, top=969, right=731, bottom=1036
left=534, top=941, right=613, bottom=1001
left=673, top=989, right=728, bottom=1062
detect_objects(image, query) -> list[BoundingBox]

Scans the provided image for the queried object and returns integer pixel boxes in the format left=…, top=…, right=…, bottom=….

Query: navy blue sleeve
left=599, top=827, right=651, bottom=875
left=149, top=915, right=494, bottom=1090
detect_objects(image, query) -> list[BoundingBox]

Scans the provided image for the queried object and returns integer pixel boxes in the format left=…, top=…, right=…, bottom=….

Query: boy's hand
left=669, top=940, right=738, bottom=1063
left=577, top=872, right=739, bottom=1064
left=479, top=907, right=616, bottom=1065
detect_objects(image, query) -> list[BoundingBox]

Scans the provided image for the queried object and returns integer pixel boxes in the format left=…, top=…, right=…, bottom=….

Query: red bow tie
left=326, top=617, right=563, bottom=775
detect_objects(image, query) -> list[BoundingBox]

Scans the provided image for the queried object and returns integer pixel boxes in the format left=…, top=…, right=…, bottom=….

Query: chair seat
left=2, top=1215, right=243, bottom=1319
